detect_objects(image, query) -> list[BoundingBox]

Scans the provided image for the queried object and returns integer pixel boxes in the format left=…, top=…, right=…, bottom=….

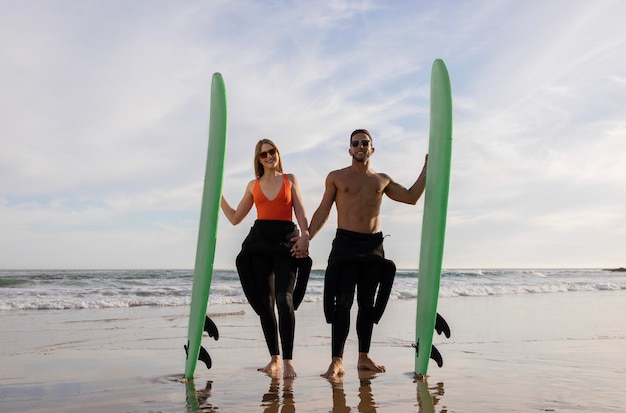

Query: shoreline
left=1, top=290, right=625, bottom=412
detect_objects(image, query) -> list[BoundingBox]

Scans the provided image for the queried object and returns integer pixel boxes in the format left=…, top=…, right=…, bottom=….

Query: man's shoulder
left=375, top=171, right=392, bottom=181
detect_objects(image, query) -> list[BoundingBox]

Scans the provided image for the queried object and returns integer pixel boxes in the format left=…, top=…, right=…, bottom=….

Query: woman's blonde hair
left=254, top=139, right=283, bottom=178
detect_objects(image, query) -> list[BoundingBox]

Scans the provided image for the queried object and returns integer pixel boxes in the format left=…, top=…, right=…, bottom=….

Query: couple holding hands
left=220, top=129, right=428, bottom=379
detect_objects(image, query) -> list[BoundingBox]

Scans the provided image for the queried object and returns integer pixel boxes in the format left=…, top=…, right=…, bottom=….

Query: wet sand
left=1, top=290, right=624, bottom=412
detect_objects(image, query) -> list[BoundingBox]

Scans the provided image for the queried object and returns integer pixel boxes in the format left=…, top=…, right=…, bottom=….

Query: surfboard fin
left=412, top=342, right=444, bottom=368
left=204, top=315, right=219, bottom=340
left=430, top=345, right=443, bottom=368
left=435, top=313, right=451, bottom=338
left=198, top=345, right=212, bottom=369
left=184, top=343, right=213, bottom=369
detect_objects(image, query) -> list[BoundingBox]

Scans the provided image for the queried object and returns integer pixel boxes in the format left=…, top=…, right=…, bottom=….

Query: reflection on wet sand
left=415, top=378, right=446, bottom=413
left=185, top=379, right=218, bottom=412
left=330, top=378, right=350, bottom=413
left=261, top=378, right=295, bottom=413
left=330, top=370, right=380, bottom=413
left=357, top=371, right=379, bottom=413
left=183, top=373, right=446, bottom=412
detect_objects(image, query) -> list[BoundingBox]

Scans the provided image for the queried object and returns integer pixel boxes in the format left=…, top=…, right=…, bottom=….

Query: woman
left=221, top=139, right=311, bottom=379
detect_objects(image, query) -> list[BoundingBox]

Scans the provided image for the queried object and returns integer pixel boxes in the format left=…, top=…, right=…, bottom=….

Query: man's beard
left=351, top=153, right=367, bottom=163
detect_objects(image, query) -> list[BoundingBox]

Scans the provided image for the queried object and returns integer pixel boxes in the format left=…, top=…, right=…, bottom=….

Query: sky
left=1, top=0, right=625, bottom=270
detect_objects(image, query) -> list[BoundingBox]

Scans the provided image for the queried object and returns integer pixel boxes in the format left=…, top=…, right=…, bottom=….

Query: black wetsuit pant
left=326, top=230, right=388, bottom=358
left=248, top=253, right=296, bottom=359
left=236, top=220, right=298, bottom=360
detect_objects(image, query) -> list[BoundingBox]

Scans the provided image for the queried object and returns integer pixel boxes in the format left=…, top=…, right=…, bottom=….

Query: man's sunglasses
left=350, top=139, right=370, bottom=147
left=259, top=148, right=277, bottom=159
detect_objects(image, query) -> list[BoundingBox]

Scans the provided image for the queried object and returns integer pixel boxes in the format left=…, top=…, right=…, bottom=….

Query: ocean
left=1, top=268, right=624, bottom=311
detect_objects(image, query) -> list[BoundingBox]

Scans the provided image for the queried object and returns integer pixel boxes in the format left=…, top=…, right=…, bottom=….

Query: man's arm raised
left=384, top=155, right=428, bottom=205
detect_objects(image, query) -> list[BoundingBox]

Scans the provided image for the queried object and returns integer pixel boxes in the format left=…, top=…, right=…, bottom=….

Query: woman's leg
left=273, top=256, right=297, bottom=359
left=274, top=256, right=298, bottom=378
left=248, top=254, right=279, bottom=357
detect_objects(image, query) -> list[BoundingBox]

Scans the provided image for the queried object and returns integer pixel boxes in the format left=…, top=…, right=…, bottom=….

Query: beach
left=1, top=287, right=624, bottom=412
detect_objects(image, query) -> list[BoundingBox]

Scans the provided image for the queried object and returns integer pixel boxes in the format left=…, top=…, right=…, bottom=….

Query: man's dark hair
left=350, top=129, right=373, bottom=143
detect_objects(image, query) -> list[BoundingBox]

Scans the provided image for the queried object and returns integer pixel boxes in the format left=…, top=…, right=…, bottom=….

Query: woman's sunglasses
left=259, top=148, right=277, bottom=159
left=350, top=139, right=370, bottom=147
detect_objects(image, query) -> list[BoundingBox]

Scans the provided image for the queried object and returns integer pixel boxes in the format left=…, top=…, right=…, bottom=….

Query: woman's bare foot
left=357, top=352, right=385, bottom=373
left=258, top=355, right=282, bottom=377
left=283, top=359, right=297, bottom=379
left=321, top=356, right=345, bottom=380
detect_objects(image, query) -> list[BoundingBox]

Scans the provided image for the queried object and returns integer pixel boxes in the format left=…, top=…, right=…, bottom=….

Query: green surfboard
left=414, top=59, right=453, bottom=376
left=184, top=73, right=228, bottom=380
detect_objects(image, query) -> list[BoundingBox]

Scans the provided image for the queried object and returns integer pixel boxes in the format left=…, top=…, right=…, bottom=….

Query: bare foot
left=258, top=355, right=282, bottom=377
left=283, top=359, right=297, bottom=378
left=321, top=357, right=345, bottom=380
left=357, top=352, right=385, bottom=373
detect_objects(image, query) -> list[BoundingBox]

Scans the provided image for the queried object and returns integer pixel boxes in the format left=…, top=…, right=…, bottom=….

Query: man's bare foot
left=357, top=352, right=385, bottom=373
left=283, top=359, right=297, bottom=379
left=258, top=355, right=282, bottom=377
left=321, top=357, right=345, bottom=380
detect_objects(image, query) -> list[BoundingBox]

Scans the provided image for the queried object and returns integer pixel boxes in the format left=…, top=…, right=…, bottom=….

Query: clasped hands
left=290, top=235, right=309, bottom=259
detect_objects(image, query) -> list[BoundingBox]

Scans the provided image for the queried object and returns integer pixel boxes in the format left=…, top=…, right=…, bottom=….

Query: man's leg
left=356, top=262, right=386, bottom=373
left=322, top=264, right=357, bottom=379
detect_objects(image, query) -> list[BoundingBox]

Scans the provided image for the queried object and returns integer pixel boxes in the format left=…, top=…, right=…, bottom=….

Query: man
left=308, top=129, right=428, bottom=379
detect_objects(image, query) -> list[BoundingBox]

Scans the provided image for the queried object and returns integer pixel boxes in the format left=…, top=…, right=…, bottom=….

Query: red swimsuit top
left=253, top=174, right=293, bottom=221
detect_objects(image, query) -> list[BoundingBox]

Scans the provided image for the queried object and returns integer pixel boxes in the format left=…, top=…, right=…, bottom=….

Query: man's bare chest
left=337, top=175, right=385, bottom=199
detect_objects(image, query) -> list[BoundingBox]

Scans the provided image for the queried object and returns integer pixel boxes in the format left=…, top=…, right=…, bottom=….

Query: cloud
left=1, top=0, right=625, bottom=269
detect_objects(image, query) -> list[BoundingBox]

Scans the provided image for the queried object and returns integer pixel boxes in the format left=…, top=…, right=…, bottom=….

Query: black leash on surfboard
left=184, top=315, right=220, bottom=369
